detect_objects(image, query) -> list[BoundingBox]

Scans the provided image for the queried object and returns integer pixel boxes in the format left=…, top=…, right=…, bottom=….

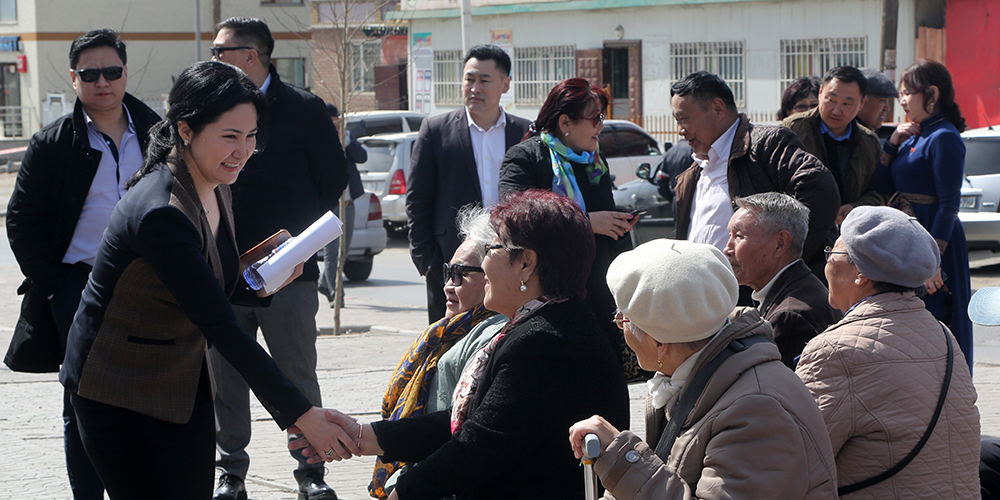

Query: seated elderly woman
left=795, top=206, right=980, bottom=498
left=569, top=239, right=837, bottom=499
left=300, top=189, right=630, bottom=500
left=369, top=207, right=507, bottom=498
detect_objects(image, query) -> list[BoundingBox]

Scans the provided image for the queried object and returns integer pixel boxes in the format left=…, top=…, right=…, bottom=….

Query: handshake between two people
left=288, top=407, right=384, bottom=464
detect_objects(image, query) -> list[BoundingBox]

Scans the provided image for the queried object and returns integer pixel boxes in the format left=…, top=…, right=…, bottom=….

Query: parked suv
left=599, top=120, right=663, bottom=185
left=345, top=110, right=426, bottom=139
left=355, top=131, right=420, bottom=237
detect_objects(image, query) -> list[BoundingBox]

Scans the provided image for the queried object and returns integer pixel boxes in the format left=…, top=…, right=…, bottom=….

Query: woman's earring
left=519, top=280, right=527, bottom=292
left=656, top=358, right=662, bottom=369
left=565, top=131, right=569, bottom=137
left=855, top=277, right=862, bottom=285
left=928, top=102, right=935, bottom=114
left=183, top=139, right=190, bottom=146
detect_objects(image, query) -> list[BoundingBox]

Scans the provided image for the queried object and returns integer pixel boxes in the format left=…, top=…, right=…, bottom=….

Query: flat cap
left=861, top=68, right=898, bottom=98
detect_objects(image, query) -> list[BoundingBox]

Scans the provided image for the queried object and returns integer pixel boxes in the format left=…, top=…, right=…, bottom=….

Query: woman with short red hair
left=500, top=77, right=639, bottom=378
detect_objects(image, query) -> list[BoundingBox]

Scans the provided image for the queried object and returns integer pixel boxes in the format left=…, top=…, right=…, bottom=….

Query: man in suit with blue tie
left=406, top=44, right=531, bottom=322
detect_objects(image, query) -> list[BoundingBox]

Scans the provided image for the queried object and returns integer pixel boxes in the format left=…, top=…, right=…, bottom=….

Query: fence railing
left=624, top=111, right=780, bottom=147
left=0, top=106, right=38, bottom=140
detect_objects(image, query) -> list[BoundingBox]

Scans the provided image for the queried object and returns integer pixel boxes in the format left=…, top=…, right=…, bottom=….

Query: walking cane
left=582, top=433, right=601, bottom=500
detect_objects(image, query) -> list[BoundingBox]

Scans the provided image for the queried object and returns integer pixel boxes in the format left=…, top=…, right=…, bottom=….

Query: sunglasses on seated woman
left=443, top=263, right=484, bottom=286
left=72, top=66, right=124, bottom=82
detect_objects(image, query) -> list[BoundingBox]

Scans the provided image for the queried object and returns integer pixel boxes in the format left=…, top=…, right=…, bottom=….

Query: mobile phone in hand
left=628, top=209, right=646, bottom=227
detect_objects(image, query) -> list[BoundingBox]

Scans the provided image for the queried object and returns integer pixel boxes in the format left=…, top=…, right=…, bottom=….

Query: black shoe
left=213, top=474, right=247, bottom=500
left=295, top=469, right=337, bottom=500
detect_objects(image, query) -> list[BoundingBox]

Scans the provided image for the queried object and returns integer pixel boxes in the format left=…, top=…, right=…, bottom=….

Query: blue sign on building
left=0, top=36, right=20, bottom=52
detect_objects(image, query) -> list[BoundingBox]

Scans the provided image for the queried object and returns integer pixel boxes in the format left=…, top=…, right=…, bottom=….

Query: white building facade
left=0, top=0, right=315, bottom=141
left=391, top=0, right=921, bottom=139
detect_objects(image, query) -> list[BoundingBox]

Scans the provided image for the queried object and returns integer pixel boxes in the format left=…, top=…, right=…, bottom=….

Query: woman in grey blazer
left=59, top=61, right=356, bottom=499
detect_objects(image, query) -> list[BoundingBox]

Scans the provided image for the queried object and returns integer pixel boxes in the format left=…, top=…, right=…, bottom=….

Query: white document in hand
left=244, top=211, right=344, bottom=293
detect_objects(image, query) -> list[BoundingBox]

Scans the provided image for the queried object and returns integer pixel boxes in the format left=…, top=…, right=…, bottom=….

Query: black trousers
left=72, top=391, right=215, bottom=500
left=425, top=254, right=447, bottom=323
left=51, top=263, right=104, bottom=499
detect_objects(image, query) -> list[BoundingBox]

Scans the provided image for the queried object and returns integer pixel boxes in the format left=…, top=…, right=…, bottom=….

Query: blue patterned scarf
left=539, top=131, right=607, bottom=212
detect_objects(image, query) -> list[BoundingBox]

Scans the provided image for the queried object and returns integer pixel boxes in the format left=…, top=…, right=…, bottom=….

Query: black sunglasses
left=72, top=66, right=124, bottom=83
left=443, top=263, right=483, bottom=286
left=211, top=46, right=254, bottom=58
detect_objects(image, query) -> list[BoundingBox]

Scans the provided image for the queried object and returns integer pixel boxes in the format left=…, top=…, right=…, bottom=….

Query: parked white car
left=959, top=126, right=1000, bottom=252
left=356, top=131, right=419, bottom=237
left=320, top=190, right=386, bottom=282
left=345, top=110, right=425, bottom=139
left=599, top=120, right=663, bottom=185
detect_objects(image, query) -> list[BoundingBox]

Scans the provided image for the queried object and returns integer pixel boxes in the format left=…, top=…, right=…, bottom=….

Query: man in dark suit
left=406, top=44, right=531, bottom=322
left=723, top=193, right=841, bottom=368
left=6, top=29, right=160, bottom=500
left=209, top=17, right=347, bottom=500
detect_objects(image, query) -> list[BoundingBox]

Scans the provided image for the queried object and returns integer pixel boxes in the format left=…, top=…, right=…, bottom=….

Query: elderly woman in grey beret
left=795, top=206, right=980, bottom=498
left=569, top=239, right=837, bottom=499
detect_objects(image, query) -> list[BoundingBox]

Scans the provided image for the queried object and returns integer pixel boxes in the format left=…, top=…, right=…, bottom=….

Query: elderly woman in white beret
left=795, top=206, right=980, bottom=498
left=569, top=239, right=837, bottom=499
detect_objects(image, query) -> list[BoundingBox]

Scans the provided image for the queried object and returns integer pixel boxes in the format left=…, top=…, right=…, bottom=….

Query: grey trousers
left=210, top=281, right=323, bottom=479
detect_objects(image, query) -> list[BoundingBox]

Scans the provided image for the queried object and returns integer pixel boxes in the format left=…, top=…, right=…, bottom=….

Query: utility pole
left=460, top=0, right=472, bottom=54
left=195, top=0, right=201, bottom=61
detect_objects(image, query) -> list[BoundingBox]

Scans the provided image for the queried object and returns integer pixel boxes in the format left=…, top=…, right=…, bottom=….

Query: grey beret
left=840, top=206, right=940, bottom=288
left=860, top=68, right=898, bottom=98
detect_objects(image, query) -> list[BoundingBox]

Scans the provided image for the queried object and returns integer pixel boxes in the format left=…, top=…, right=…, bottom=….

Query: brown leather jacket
left=595, top=309, right=838, bottom=500
left=674, top=114, right=839, bottom=263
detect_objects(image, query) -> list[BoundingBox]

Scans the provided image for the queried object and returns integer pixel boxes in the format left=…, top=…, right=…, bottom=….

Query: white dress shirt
left=687, top=119, right=740, bottom=250
left=63, top=105, right=142, bottom=266
left=465, top=106, right=507, bottom=207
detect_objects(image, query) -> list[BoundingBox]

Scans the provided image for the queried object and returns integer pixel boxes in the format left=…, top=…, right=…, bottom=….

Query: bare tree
left=271, top=1, right=410, bottom=334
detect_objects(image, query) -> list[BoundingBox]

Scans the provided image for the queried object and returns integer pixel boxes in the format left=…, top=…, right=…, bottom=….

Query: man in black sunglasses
left=207, top=16, right=347, bottom=500
left=6, top=28, right=160, bottom=500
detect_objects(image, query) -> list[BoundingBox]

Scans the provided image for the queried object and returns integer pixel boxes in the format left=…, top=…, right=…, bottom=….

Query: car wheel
left=343, top=258, right=373, bottom=282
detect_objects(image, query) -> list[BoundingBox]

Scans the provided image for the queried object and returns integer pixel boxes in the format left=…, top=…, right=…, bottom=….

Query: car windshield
left=964, top=138, right=1000, bottom=176
left=357, top=140, right=397, bottom=173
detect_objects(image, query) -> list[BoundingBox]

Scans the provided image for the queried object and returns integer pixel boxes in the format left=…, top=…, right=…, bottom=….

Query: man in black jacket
left=318, top=102, right=366, bottom=307
left=406, top=44, right=530, bottom=322
left=723, top=193, right=841, bottom=367
left=209, top=17, right=348, bottom=500
left=6, top=29, right=160, bottom=500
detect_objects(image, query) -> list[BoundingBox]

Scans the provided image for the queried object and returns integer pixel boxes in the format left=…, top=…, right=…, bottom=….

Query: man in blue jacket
left=209, top=17, right=348, bottom=500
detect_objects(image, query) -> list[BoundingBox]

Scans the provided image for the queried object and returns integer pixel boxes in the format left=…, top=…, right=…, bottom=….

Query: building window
left=274, top=58, right=306, bottom=89
left=514, top=45, right=575, bottom=106
left=780, top=37, right=866, bottom=89
left=669, top=41, right=745, bottom=108
left=0, top=0, right=15, bottom=22
left=351, top=40, right=382, bottom=93
left=433, top=49, right=462, bottom=106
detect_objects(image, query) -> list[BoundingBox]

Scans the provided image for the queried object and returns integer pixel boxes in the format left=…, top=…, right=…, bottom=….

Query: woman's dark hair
left=128, top=61, right=267, bottom=188
left=526, top=78, right=610, bottom=140
left=901, top=59, right=966, bottom=132
left=777, top=76, right=820, bottom=120
left=490, top=189, right=595, bottom=300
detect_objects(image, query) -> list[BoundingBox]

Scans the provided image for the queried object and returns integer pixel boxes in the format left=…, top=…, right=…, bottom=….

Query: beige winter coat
left=594, top=309, right=838, bottom=499
left=795, top=292, right=981, bottom=499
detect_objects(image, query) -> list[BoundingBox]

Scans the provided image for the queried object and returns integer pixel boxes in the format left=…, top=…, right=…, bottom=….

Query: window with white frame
left=351, top=39, right=382, bottom=93
left=780, top=37, right=866, bottom=89
left=433, top=49, right=463, bottom=106
left=514, top=45, right=575, bottom=106
left=669, top=41, right=745, bottom=108
left=0, top=0, right=15, bottom=22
